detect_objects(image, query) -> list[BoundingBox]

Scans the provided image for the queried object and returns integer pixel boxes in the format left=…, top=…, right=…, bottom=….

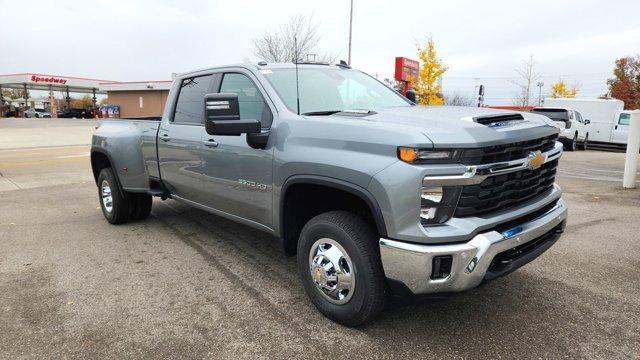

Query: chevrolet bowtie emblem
left=526, top=150, right=546, bottom=170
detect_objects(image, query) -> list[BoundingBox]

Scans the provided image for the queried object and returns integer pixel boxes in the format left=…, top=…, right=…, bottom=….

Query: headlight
left=398, top=147, right=461, bottom=164
left=420, top=185, right=462, bottom=226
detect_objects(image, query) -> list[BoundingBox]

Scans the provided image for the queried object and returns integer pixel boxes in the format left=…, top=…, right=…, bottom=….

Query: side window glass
left=173, top=74, right=214, bottom=124
left=220, top=73, right=272, bottom=128
left=618, top=113, right=630, bottom=125
left=576, top=112, right=583, bottom=123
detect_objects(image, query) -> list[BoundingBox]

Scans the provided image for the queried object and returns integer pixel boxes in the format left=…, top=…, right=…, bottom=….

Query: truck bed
left=93, top=119, right=161, bottom=190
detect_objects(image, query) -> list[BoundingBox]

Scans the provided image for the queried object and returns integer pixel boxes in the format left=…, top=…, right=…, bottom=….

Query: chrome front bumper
left=379, top=198, right=568, bottom=295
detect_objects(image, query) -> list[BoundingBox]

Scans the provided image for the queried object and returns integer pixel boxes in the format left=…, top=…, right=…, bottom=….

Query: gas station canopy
left=0, top=73, right=118, bottom=94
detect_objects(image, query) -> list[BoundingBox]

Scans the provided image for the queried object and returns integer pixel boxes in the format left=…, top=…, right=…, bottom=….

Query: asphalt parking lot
left=1, top=118, right=639, bottom=359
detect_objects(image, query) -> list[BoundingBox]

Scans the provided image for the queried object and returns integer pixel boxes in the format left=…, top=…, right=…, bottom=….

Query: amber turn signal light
left=398, top=147, right=418, bottom=163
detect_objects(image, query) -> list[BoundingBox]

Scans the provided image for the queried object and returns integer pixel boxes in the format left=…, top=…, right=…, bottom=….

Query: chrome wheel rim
left=101, top=180, right=113, bottom=214
left=308, top=238, right=355, bottom=305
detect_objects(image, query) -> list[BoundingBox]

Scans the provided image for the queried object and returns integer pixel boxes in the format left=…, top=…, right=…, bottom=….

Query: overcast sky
left=1, top=0, right=639, bottom=104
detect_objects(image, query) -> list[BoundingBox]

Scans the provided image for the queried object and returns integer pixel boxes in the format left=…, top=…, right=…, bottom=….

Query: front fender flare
left=279, top=175, right=388, bottom=238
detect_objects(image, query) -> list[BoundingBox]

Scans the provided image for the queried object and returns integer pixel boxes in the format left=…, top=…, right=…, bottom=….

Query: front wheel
left=297, top=211, right=386, bottom=326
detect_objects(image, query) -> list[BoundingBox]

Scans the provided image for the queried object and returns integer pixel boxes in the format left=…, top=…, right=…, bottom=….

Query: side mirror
left=584, top=119, right=591, bottom=125
left=204, top=93, right=260, bottom=135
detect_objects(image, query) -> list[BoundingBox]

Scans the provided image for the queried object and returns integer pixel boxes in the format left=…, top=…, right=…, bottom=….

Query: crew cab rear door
left=157, top=73, right=218, bottom=201
left=199, top=71, right=274, bottom=229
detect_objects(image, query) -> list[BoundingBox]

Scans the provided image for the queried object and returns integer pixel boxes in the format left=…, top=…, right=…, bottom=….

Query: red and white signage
left=30, top=75, right=68, bottom=85
left=394, top=57, right=419, bottom=82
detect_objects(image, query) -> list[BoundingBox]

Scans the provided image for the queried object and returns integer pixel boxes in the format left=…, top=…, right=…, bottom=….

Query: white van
left=543, top=98, right=627, bottom=146
left=611, top=110, right=633, bottom=144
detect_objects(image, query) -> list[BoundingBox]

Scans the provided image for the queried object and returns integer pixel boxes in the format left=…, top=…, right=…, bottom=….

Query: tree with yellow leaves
left=550, top=80, right=578, bottom=98
left=410, top=37, right=447, bottom=105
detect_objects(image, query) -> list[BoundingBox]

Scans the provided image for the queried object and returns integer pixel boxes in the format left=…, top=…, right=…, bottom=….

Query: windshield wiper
left=301, top=110, right=343, bottom=116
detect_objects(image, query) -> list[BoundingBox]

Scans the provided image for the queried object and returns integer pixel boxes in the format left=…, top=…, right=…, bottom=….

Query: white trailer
left=543, top=98, right=627, bottom=146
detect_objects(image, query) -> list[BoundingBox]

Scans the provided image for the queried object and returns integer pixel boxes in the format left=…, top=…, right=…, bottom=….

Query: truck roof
left=178, top=62, right=349, bottom=78
left=544, top=97, right=623, bottom=103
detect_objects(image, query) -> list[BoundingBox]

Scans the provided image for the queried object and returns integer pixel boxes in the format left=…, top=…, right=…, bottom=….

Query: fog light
left=466, top=257, right=478, bottom=273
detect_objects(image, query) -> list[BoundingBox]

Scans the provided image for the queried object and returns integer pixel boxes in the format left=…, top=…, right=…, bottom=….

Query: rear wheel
left=297, top=211, right=386, bottom=326
left=97, top=168, right=132, bottom=224
left=565, top=133, right=577, bottom=151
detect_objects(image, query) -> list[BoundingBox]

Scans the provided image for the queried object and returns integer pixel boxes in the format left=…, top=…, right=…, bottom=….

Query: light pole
left=536, top=82, right=544, bottom=106
left=348, top=0, right=353, bottom=65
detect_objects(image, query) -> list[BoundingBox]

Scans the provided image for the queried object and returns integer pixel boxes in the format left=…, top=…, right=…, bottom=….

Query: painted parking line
left=574, top=167, right=640, bottom=175
left=0, top=157, right=88, bottom=169
left=0, top=144, right=90, bottom=152
left=557, top=171, right=640, bottom=183
left=55, top=153, right=90, bottom=159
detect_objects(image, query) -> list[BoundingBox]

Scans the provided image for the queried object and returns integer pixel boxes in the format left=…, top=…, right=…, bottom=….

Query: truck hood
left=342, top=106, right=559, bottom=148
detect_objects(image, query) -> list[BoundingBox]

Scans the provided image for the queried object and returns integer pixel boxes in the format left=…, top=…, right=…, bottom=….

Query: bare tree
left=383, top=77, right=404, bottom=93
left=252, top=15, right=335, bottom=63
left=1, top=88, right=26, bottom=100
left=511, top=55, right=540, bottom=108
left=444, top=92, right=474, bottom=106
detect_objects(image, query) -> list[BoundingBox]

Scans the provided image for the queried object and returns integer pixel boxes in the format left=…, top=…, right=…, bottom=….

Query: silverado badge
left=526, top=151, right=546, bottom=170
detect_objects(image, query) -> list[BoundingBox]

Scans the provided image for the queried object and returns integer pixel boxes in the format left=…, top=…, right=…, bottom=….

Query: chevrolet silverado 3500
left=91, top=62, right=567, bottom=326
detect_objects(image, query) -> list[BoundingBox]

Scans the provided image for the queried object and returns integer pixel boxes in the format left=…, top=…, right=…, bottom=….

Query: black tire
left=565, top=133, right=577, bottom=151
left=297, top=210, right=386, bottom=326
left=97, top=167, right=132, bottom=224
left=579, top=134, right=588, bottom=150
left=130, top=193, right=152, bottom=220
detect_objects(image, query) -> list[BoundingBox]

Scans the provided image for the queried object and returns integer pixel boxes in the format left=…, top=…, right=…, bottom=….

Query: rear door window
left=173, top=74, right=215, bottom=125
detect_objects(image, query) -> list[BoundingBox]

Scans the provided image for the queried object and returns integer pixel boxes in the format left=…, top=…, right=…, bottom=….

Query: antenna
left=294, top=36, right=301, bottom=115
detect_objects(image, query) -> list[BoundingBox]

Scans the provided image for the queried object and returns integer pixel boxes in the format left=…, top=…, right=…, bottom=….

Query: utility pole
left=477, top=85, right=485, bottom=107
left=348, top=0, right=353, bottom=65
left=537, top=82, right=544, bottom=105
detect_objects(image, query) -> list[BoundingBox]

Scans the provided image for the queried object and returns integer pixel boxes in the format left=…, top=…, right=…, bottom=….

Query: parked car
left=36, top=108, right=51, bottom=118
left=91, top=62, right=567, bottom=326
left=543, top=98, right=627, bottom=148
left=531, top=107, right=590, bottom=150
left=58, top=108, right=93, bottom=119
left=24, top=108, right=52, bottom=118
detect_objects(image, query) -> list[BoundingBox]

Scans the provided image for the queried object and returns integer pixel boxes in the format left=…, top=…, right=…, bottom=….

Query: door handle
left=203, top=139, right=218, bottom=147
left=615, top=125, right=618, bottom=130
left=159, top=134, right=171, bottom=141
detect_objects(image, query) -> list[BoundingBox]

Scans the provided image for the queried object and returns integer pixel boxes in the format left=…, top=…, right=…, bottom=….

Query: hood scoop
left=463, top=113, right=525, bottom=128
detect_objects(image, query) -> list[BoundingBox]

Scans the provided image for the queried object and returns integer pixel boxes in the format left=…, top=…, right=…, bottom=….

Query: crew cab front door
left=199, top=71, right=274, bottom=228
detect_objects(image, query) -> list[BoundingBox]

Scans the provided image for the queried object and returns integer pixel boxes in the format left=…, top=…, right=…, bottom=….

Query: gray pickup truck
left=91, top=62, right=567, bottom=326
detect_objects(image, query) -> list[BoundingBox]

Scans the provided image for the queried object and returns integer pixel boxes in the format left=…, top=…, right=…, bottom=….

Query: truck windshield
left=262, top=67, right=410, bottom=115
